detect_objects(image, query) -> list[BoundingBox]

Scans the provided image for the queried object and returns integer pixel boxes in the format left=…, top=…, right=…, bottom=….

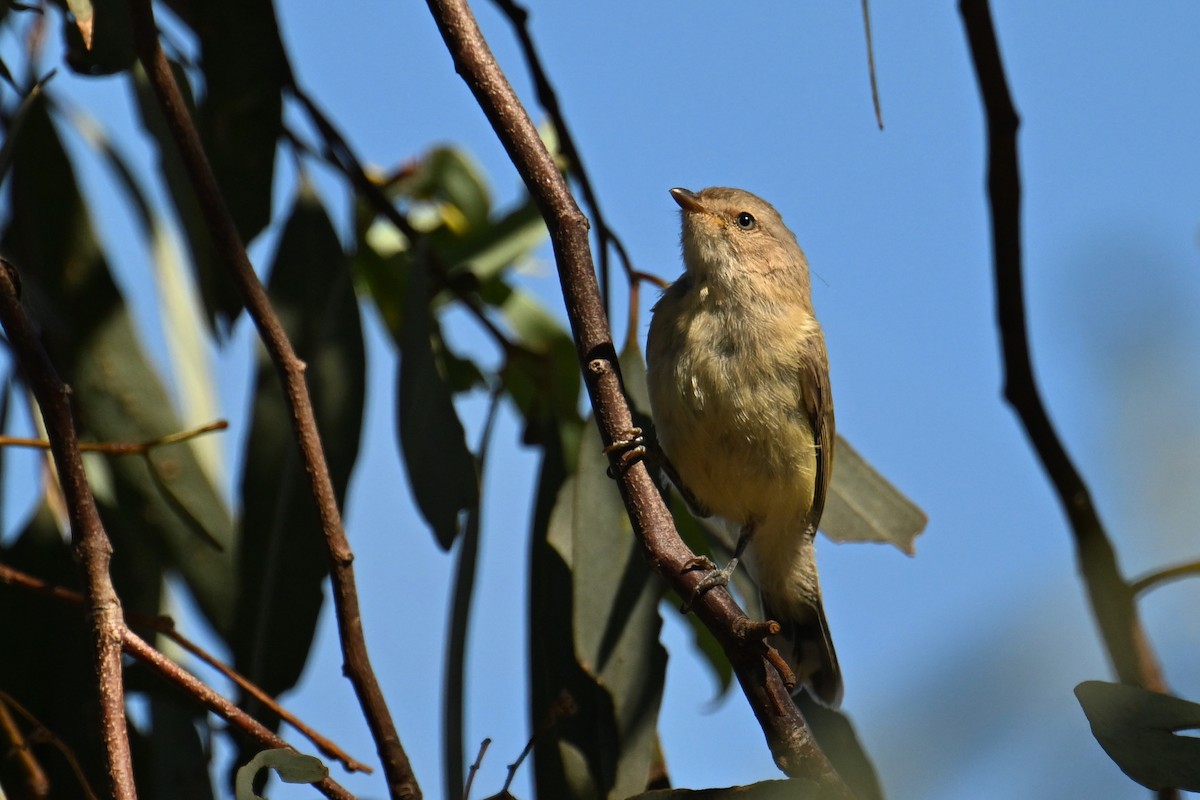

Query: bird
left=646, top=186, right=841, bottom=707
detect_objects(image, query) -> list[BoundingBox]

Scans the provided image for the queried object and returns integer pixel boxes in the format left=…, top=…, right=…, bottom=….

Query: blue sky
left=5, top=1, right=1200, bottom=798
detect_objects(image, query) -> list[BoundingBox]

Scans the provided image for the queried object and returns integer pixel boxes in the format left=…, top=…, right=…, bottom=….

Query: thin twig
left=0, top=690, right=52, bottom=799
left=0, top=419, right=227, bottom=454
left=861, top=0, right=884, bottom=129
left=959, top=0, right=1171, bottom=772
left=0, top=689, right=98, bottom=800
left=463, top=737, right=490, bottom=800
left=0, top=561, right=372, bottom=775
left=444, top=388, right=502, bottom=799
left=1131, top=560, right=1200, bottom=597
left=422, top=2, right=850, bottom=793
left=120, top=629, right=357, bottom=800
left=127, top=5, right=418, bottom=797
left=0, top=259, right=136, bottom=798
left=488, top=0, right=639, bottom=315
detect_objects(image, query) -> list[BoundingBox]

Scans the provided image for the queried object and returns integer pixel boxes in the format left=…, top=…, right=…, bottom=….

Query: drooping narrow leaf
left=2, top=97, right=236, bottom=635
left=397, top=251, right=478, bottom=549
left=186, top=0, right=288, bottom=250
left=235, top=182, right=365, bottom=708
left=0, top=503, right=109, bottom=795
left=533, top=338, right=669, bottom=799
left=70, top=101, right=222, bottom=479
left=131, top=60, right=239, bottom=332
left=821, top=434, right=927, bottom=554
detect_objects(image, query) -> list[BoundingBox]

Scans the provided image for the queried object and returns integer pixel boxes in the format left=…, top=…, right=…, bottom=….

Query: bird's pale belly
left=654, top=357, right=818, bottom=528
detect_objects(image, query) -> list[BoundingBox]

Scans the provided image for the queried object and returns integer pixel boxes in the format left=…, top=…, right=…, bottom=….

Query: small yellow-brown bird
left=646, top=186, right=841, bottom=706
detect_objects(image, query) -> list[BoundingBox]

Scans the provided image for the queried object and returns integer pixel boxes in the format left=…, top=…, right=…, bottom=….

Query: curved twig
left=1131, top=560, right=1200, bottom=597
left=959, top=0, right=1167, bottom=694
left=0, top=258, right=137, bottom=799
left=422, top=1, right=850, bottom=793
left=127, top=4, right=419, bottom=797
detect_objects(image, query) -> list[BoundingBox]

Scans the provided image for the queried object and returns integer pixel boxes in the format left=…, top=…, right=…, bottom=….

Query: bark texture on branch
left=423, top=1, right=851, bottom=793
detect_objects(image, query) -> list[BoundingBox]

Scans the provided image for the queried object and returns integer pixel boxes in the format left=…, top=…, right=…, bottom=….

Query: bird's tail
left=762, top=587, right=842, bottom=708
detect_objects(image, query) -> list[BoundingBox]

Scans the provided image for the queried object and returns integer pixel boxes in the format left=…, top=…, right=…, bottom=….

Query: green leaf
left=131, top=60, right=240, bottom=332
left=392, top=146, right=492, bottom=229
left=235, top=749, right=328, bottom=800
left=1076, top=680, right=1200, bottom=791
left=235, top=183, right=365, bottom=707
left=536, top=337, right=668, bottom=799
left=185, top=0, right=288, bottom=272
left=625, top=779, right=829, bottom=799
left=441, top=194, right=546, bottom=287
left=131, top=692, right=215, bottom=800
left=821, top=435, right=927, bottom=555
left=497, top=285, right=582, bottom=445
left=397, top=250, right=478, bottom=549
left=69, top=99, right=222, bottom=480
left=2, top=97, right=237, bottom=635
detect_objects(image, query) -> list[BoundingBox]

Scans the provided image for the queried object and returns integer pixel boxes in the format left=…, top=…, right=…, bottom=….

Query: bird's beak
left=670, top=187, right=705, bottom=213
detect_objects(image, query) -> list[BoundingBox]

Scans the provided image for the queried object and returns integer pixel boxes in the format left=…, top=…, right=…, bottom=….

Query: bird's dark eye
left=736, top=212, right=757, bottom=230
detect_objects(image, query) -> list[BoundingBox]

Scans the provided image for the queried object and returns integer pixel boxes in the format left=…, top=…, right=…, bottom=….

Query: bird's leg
left=680, top=521, right=755, bottom=611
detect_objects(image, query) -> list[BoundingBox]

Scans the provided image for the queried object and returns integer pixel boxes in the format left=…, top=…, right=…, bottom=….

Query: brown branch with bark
left=126, top=2, right=419, bottom=797
left=0, top=259, right=137, bottom=799
left=120, top=630, right=358, bottom=800
left=422, top=1, right=850, bottom=794
left=959, top=4, right=1173, bottom=794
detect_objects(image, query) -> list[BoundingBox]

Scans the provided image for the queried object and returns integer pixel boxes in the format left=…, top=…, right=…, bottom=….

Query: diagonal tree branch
left=0, top=258, right=137, bottom=799
left=127, top=3, right=419, bottom=797
left=960, top=0, right=1170, bottom=735
left=0, top=560, right=372, bottom=775
left=121, top=629, right=358, bottom=800
left=422, top=1, right=850, bottom=794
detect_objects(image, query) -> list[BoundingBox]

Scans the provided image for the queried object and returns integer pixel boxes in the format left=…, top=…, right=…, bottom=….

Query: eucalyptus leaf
left=625, top=779, right=827, bottom=799
left=537, top=337, right=668, bottom=799
left=821, top=435, right=927, bottom=554
left=132, top=60, right=240, bottom=332
left=497, top=285, right=582, bottom=445
left=2, top=97, right=236, bottom=635
left=1076, top=680, right=1200, bottom=791
left=188, top=0, right=288, bottom=259
left=392, top=146, right=491, bottom=229
left=235, top=183, right=365, bottom=710
left=397, top=251, right=478, bottom=550
left=235, top=749, right=328, bottom=800
left=0, top=503, right=109, bottom=795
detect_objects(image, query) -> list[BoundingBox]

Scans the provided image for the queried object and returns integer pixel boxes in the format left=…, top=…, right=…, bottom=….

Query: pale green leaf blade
left=235, top=749, right=328, bottom=800
left=821, top=435, right=927, bottom=554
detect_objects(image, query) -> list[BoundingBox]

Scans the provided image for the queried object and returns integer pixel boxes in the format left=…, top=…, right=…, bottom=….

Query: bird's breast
left=648, top=297, right=819, bottom=527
